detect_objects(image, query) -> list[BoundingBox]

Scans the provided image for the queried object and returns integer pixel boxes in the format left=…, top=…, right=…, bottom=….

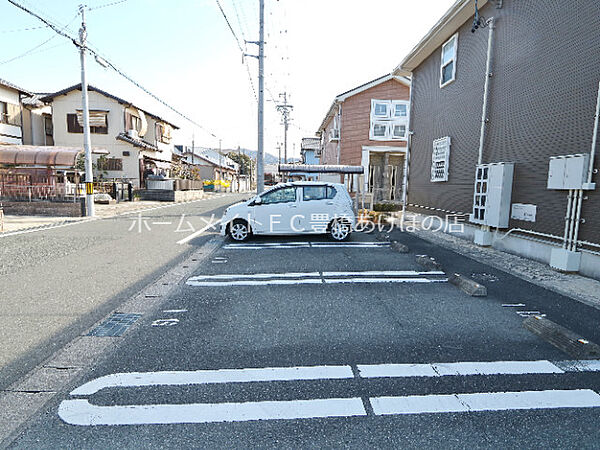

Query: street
left=4, top=207, right=600, bottom=448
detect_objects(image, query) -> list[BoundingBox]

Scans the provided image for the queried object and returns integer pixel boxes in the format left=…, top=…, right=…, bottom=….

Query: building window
left=155, top=122, right=172, bottom=144
left=0, top=102, right=7, bottom=124
left=440, top=34, right=458, bottom=87
left=370, top=99, right=409, bottom=141
left=98, top=158, right=123, bottom=171
left=431, top=136, right=451, bottom=182
left=125, top=111, right=141, bottom=133
left=67, top=112, right=108, bottom=134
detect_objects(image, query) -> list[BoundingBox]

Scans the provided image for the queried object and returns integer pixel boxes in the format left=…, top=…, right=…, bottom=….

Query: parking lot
left=9, top=231, right=600, bottom=448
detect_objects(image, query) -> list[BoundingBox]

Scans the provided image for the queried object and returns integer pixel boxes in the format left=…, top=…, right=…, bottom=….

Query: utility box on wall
left=469, top=162, right=515, bottom=228
left=547, top=153, right=591, bottom=190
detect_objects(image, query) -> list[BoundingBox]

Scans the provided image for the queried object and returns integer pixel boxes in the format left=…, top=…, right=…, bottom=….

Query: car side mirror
left=253, top=196, right=262, bottom=205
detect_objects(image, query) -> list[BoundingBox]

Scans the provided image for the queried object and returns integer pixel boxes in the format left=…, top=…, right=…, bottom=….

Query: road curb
left=448, top=273, right=488, bottom=297
left=415, top=255, right=443, bottom=271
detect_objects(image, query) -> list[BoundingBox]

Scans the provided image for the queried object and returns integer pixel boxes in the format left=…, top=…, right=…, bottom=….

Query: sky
left=0, top=0, right=455, bottom=159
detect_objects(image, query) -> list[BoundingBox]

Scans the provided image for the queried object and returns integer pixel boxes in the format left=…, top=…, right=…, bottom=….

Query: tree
left=227, top=152, right=254, bottom=175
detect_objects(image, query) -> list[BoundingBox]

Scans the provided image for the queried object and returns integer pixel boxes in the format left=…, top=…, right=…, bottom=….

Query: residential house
left=174, top=146, right=240, bottom=186
left=41, top=84, right=179, bottom=188
left=395, top=0, right=600, bottom=278
left=0, top=78, right=30, bottom=145
left=316, top=74, right=411, bottom=203
left=288, top=137, right=321, bottom=181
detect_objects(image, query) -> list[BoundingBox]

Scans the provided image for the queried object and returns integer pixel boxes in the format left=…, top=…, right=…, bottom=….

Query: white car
left=220, top=181, right=356, bottom=241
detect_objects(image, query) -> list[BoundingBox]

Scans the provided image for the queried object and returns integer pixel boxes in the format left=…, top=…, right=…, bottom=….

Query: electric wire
left=87, top=0, right=130, bottom=11
left=6, top=0, right=221, bottom=141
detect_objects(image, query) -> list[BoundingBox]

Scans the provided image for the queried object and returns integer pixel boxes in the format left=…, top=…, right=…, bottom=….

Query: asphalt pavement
left=0, top=193, right=249, bottom=391
left=5, top=229, right=600, bottom=448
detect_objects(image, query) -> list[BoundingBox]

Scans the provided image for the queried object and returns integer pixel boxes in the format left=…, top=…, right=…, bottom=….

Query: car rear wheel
left=329, top=218, right=351, bottom=241
left=229, top=220, right=250, bottom=241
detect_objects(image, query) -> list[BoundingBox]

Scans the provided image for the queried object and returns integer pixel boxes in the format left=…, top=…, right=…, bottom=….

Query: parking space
left=9, top=232, right=600, bottom=448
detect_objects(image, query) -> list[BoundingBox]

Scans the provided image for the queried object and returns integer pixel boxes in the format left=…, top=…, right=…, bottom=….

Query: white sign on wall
left=511, top=203, right=537, bottom=222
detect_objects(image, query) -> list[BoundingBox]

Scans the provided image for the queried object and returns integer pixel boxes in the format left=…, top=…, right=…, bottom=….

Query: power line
left=0, top=24, right=48, bottom=33
left=6, top=0, right=78, bottom=46
left=215, top=0, right=244, bottom=52
left=87, top=0, right=130, bottom=11
left=7, top=0, right=221, bottom=141
left=0, top=12, right=79, bottom=65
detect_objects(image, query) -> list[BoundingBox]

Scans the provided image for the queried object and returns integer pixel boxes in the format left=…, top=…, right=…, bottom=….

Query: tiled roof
left=116, top=132, right=158, bottom=151
left=0, top=78, right=32, bottom=95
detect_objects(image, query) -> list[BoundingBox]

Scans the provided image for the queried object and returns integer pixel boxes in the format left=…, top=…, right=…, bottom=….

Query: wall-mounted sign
left=511, top=203, right=537, bottom=222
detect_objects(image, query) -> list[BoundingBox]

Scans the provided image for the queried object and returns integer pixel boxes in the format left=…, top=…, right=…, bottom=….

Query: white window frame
left=370, top=99, right=409, bottom=141
left=440, top=33, right=458, bottom=88
left=431, top=136, right=451, bottom=182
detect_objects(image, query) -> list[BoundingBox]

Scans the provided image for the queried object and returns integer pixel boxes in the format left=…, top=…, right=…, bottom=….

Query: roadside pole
left=79, top=4, right=95, bottom=217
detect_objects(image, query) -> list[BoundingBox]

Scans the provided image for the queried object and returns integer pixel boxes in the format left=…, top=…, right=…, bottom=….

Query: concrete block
left=474, top=229, right=494, bottom=246
left=416, top=255, right=443, bottom=271
left=550, top=248, right=582, bottom=272
left=448, top=273, right=487, bottom=296
left=390, top=241, right=409, bottom=253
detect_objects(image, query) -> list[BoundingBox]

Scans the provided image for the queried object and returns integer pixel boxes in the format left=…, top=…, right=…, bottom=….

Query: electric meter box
left=547, top=154, right=590, bottom=190
left=469, top=162, right=515, bottom=228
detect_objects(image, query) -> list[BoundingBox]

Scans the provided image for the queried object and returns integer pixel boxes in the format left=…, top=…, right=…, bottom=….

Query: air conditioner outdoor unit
left=127, top=129, right=139, bottom=139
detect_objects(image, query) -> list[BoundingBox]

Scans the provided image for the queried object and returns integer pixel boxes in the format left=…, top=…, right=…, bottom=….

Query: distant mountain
left=225, top=148, right=298, bottom=165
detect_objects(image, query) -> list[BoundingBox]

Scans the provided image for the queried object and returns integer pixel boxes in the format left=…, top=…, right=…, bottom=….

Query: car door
left=299, top=185, right=336, bottom=233
left=252, top=186, right=301, bottom=234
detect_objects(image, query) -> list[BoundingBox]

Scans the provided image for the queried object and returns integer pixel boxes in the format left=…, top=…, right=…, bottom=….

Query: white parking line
left=59, top=360, right=600, bottom=426
left=324, top=278, right=447, bottom=285
left=59, top=397, right=367, bottom=426
left=186, top=270, right=447, bottom=287
left=70, top=365, right=354, bottom=396
left=357, top=360, right=565, bottom=378
left=222, top=242, right=391, bottom=250
left=370, top=389, right=600, bottom=416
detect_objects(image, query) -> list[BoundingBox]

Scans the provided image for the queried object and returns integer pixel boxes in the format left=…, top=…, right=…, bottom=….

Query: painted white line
left=162, top=309, right=188, bottom=313
left=177, top=218, right=222, bottom=245
left=70, top=365, right=354, bottom=396
left=324, top=278, right=447, bottom=285
left=188, top=272, right=321, bottom=281
left=357, top=360, right=564, bottom=379
left=557, top=360, right=600, bottom=372
left=211, top=260, right=228, bottom=264
left=187, top=279, right=324, bottom=287
left=59, top=397, right=367, bottom=426
left=502, top=303, right=526, bottom=307
left=370, top=389, right=600, bottom=416
left=322, top=271, right=446, bottom=277
left=0, top=217, right=97, bottom=238
left=151, top=319, right=179, bottom=327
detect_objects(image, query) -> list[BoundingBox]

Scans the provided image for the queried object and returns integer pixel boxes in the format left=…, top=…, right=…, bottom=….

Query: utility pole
left=276, top=92, right=293, bottom=181
left=79, top=4, right=94, bottom=217
left=243, top=1, right=265, bottom=193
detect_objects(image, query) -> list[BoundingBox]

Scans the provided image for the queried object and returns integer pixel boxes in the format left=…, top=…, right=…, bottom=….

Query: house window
left=98, top=158, right=123, bottom=171
left=440, top=34, right=458, bottom=87
left=0, top=102, right=7, bottom=124
left=431, top=136, right=451, bottom=182
left=370, top=99, right=409, bottom=141
left=67, top=112, right=108, bottom=134
left=125, top=111, right=141, bottom=133
left=155, top=122, right=172, bottom=144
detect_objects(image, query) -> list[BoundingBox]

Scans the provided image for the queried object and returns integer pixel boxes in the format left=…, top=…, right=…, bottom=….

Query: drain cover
left=88, top=313, right=141, bottom=337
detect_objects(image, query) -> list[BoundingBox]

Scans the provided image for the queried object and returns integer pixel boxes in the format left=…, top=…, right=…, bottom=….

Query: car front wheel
left=229, top=220, right=250, bottom=241
left=329, top=219, right=351, bottom=241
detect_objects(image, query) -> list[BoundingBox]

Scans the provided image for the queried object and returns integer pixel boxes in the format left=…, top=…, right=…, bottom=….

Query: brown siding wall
left=409, top=0, right=600, bottom=245
left=340, top=79, right=410, bottom=166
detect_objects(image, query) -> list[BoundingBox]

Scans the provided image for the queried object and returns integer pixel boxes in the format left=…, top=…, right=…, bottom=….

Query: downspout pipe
left=401, top=76, right=414, bottom=215
left=587, top=81, right=600, bottom=185
left=477, top=17, right=495, bottom=166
